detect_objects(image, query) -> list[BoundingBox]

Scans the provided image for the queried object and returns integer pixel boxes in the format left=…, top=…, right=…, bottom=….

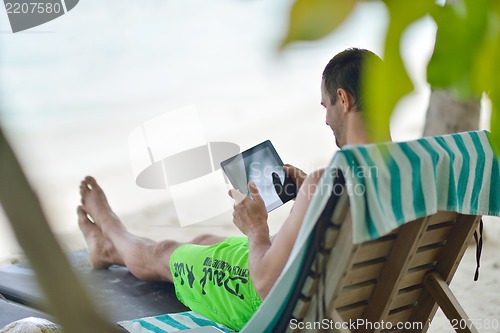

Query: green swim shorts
left=170, top=236, right=262, bottom=331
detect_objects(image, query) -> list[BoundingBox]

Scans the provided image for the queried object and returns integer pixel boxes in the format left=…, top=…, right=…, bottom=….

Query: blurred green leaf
left=281, top=0, right=356, bottom=49
left=428, top=0, right=489, bottom=99
left=490, top=3, right=500, bottom=156
left=475, top=1, right=500, bottom=155
left=491, top=100, right=500, bottom=156
left=363, top=0, right=435, bottom=143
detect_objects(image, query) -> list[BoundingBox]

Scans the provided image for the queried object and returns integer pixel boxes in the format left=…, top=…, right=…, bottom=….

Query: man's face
left=321, top=80, right=344, bottom=148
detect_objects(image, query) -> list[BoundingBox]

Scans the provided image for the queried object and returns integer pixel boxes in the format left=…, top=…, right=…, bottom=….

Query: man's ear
left=336, top=88, right=352, bottom=113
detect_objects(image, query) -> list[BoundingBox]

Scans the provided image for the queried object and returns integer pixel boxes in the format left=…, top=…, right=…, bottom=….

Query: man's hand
left=229, top=181, right=271, bottom=300
left=272, top=164, right=307, bottom=202
left=283, top=164, right=307, bottom=189
left=229, top=181, right=269, bottom=237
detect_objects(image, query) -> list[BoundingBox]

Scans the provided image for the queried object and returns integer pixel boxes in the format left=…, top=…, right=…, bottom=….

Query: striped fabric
left=118, top=311, right=233, bottom=333
left=328, top=130, right=499, bottom=243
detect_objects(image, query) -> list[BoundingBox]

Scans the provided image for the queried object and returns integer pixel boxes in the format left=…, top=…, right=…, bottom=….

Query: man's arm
left=230, top=170, right=324, bottom=300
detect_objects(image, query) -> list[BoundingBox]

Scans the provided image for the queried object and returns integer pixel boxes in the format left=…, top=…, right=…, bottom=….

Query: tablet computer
left=220, top=140, right=296, bottom=212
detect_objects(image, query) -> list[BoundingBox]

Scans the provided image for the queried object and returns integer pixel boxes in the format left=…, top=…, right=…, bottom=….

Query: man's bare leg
left=78, top=176, right=226, bottom=282
left=77, top=205, right=123, bottom=268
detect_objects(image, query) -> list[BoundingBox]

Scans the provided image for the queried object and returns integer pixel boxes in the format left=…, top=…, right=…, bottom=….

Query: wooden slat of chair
left=391, top=286, right=423, bottom=310
left=292, top=297, right=313, bottom=321
left=399, top=265, right=434, bottom=290
left=419, top=224, right=454, bottom=247
left=335, top=281, right=376, bottom=306
left=343, top=261, right=386, bottom=286
left=352, top=237, right=396, bottom=264
left=301, top=276, right=320, bottom=299
left=409, top=214, right=481, bottom=333
left=359, top=216, right=431, bottom=332
left=427, top=212, right=459, bottom=226
left=337, top=302, right=367, bottom=322
left=386, top=305, right=416, bottom=326
left=410, top=246, right=444, bottom=268
left=331, top=309, right=352, bottom=333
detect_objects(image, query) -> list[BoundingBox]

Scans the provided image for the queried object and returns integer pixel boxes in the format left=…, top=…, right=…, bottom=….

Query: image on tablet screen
left=221, top=140, right=288, bottom=212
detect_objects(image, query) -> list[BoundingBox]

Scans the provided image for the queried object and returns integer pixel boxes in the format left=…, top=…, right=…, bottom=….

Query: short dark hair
left=322, top=48, right=382, bottom=111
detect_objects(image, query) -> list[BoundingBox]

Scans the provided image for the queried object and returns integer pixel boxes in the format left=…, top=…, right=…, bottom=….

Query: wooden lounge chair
left=276, top=177, right=482, bottom=333
left=241, top=130, right=497, bottom=333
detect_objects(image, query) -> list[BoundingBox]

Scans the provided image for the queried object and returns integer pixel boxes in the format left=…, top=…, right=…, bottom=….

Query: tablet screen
left=220, top=140, right=290, bottom=212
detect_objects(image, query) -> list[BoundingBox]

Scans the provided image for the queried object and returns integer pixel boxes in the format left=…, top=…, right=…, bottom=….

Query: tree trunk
left=423, top=90, right=480, bottom=136
left=423, top=89, right=485, bottom=245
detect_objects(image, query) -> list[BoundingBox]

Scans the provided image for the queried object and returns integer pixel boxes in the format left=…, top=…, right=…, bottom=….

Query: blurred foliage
left=281, top=0, right=500, bottom=154
left=281, top=0, right=356, bottom=49
left=364, top=0, right=434, bottom=143
left=428, top=0, right=489, bottom=97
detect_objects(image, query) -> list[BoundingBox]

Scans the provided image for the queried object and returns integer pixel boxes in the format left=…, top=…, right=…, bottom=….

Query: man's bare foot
left=79, top=176, right=124, bottom=234
left=77, top=206, right=122, bottom=269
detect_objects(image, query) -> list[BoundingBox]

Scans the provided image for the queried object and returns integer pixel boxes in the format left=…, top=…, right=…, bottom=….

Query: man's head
left=321, top=48, right=382, bottom=147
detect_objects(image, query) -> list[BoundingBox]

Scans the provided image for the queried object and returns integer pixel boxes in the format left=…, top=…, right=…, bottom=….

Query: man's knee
left=190, top=234, right=225, bottom=245
left=154, top=240, right=182, bottom=264
left=131, top=240, right=180, bottom=282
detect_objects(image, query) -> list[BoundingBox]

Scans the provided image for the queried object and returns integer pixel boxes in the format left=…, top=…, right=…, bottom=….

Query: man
left=77, top=48, right=381, bottom=331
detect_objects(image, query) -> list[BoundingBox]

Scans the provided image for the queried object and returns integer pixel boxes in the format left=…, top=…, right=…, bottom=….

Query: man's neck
left=344, top=112, right=371, bottom=146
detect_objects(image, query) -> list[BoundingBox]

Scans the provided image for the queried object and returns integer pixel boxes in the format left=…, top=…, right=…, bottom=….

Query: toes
left=77, top=205, right=86, bottom=217
left=77, top=206, right=89, bottom=226
left=77, top=206, right=90, bottom=222
left=84, top=176, right=97, bottom=189
left=80, top=181, right=90, bottom=194
left=77, top=206, right=96, bottom=227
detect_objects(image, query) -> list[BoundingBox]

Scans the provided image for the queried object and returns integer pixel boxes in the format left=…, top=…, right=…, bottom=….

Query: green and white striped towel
left=118, top=311, right=233, bottom=333
left=328, top=130, right=499, bottom=243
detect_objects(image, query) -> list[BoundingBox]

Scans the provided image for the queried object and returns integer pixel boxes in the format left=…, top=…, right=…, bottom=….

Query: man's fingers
left=272, top=172, right=281, bottom=181
left=283, top=164, right=306, bottom=182
left=248, top=181, right=264, bottom=203
left=272, top=172, right=283, bottom=189
left=283, top=165, right=298, bottom=179
left=283, top=164, right=298, bottom=174
left=229, top=189, right=247, bottom=205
